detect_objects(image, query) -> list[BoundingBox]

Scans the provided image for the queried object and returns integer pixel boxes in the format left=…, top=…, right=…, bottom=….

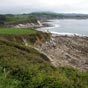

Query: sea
left=37, top=19, right=88, bottom=36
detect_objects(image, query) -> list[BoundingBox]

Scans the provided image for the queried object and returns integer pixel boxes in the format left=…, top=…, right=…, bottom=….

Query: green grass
left=0, top=28, right=37, bottom=35
left=0, top=14, right=37, bottom=25
left=0, top=39, right=88, bottom=88
left=0, top=28, right=51, bottom=45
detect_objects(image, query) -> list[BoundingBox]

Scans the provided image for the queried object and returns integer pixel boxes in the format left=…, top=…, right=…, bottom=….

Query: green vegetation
left=0, top=38, right=88, bottom=88
left=0, top=12, right=88, bottom=88
left=30, top=12, right=59, bottom=20
left=0, top=14, right=37, bottom=25
left=1, top=12, right=88, bottom=26
left=0, top=28, right=37, bottom=35
left=30, top=12, right=88, bottom=20
left=0, top=28, right=51, bottom=45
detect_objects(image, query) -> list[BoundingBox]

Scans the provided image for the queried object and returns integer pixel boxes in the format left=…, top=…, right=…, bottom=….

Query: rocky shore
left=36, top=35, right=88, bottom=71
left=13, top=20, right=51, bottom=28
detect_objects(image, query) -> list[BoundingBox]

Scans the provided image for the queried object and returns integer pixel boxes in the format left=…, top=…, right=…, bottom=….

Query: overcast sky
left=0, top=0, right=88, bottom=14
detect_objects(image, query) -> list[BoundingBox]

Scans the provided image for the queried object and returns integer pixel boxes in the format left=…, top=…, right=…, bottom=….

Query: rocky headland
left=13, top=20, right=51, bottom=28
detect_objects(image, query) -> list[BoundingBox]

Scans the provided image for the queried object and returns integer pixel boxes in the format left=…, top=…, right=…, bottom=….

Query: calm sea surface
left=38, top=19, right=88, bottom=36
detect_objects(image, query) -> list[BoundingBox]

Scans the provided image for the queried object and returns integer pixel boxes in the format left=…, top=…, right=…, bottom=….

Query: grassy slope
left=0, top=14, right=37, bottom=25
left=0, top=28, right=88, bottom=88
left=0, top=28, right=51, bottom=46
left=0, top=38, right=88, bottom=88
left=0, top=39, right=51, bottom=88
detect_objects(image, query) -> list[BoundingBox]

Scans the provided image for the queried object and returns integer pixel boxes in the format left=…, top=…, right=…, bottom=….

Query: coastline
left=37, top=19, right=88, bottom=37
left=36, top=20, right=88, bottom=70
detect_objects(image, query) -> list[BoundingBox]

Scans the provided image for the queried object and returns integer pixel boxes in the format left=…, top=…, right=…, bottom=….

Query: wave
left=50, top=31, right=84, bottom=36
left=54, top=24, right=60, bottom=28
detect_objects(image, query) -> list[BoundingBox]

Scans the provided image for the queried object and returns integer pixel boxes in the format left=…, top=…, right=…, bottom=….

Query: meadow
left=0, top=28, right=37, bottom=35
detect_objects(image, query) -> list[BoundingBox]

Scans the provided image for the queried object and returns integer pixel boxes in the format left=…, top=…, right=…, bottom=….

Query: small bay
left=38, top=19, right=88, bottom=36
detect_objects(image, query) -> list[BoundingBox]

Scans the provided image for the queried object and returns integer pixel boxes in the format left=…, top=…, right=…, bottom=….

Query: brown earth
left=36, top=35, right=88, bottom=71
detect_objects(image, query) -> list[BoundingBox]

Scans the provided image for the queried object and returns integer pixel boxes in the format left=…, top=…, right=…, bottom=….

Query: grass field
left=0, top=28, right=37, bottom=35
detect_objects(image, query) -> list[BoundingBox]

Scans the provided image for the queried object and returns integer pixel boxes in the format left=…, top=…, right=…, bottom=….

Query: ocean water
left=38, top=19, right=88, bottom=36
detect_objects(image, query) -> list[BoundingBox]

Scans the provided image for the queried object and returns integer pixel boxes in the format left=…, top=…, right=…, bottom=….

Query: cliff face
left=0, top=31, right=51, bottom=46
left=36, top=35, right=88, bottom=71
left=14, top=20, right=43, bottom=28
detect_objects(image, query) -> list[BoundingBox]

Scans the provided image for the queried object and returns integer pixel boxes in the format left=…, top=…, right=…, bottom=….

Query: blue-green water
left=38, top=19, right=88, bottom=36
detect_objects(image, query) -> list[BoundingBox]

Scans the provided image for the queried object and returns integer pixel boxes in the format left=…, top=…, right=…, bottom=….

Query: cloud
left=0, top=0, right=88, bottom=14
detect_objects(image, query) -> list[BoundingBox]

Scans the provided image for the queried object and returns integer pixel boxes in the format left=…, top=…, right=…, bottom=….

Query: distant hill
left=0, top=14, right=37, bottom=26
left=1, top=12, right=88, bottom=26
left=30, top=12, right=88, bottom=20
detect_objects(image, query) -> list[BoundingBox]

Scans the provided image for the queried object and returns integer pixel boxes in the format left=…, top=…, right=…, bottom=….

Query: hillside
left=30, top=12, right=88, bottom=20
left=0, top=28, right=51, bottom=46
left=0, top=14, right=37, bottom=25
left=1, top=12, right=88, bottom=27
left=0, top=15, right=88, bottom=88
left=0, top=37, right=88, bottom=88
left=0, top=30, right=88, bottom=88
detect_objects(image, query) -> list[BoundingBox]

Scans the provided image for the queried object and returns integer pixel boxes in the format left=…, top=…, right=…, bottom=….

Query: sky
left=0, top=0, right=88, bottom=14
